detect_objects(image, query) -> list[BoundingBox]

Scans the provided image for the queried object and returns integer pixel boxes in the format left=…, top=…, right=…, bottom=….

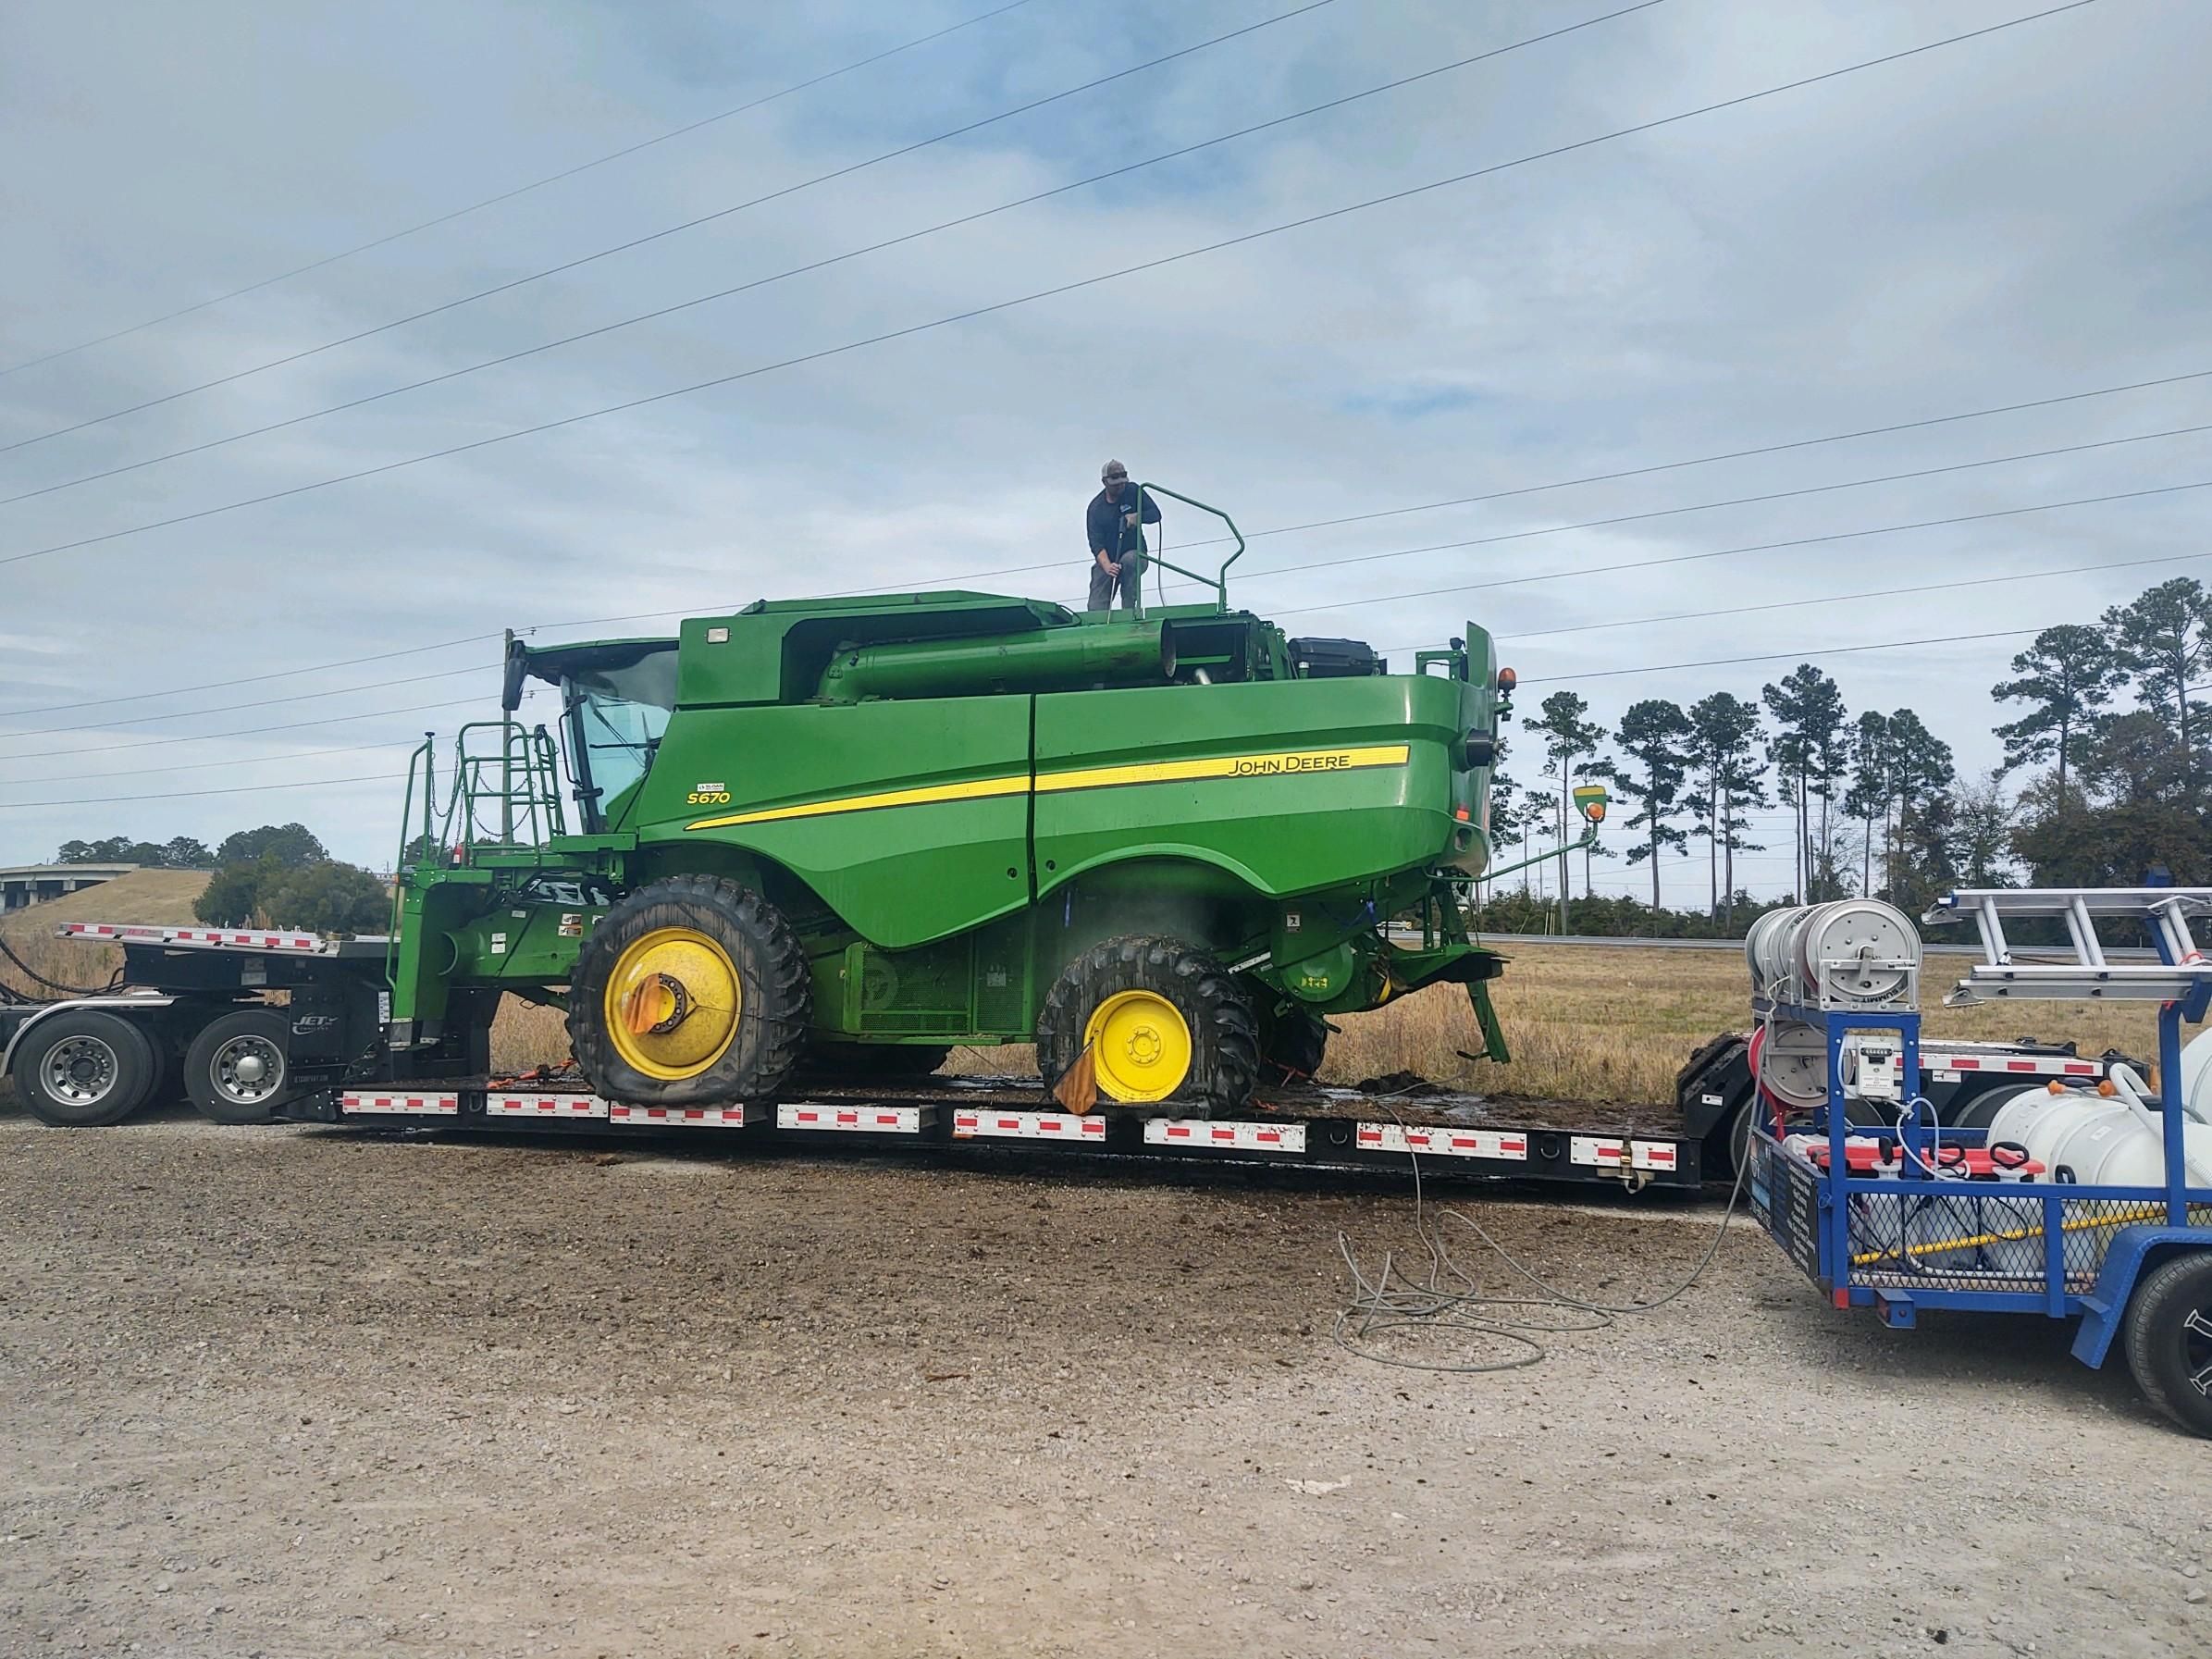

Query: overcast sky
left=2, top=0, right=2206, bottom=901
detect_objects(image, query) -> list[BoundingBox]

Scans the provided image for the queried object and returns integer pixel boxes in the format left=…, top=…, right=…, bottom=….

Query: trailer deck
left=310, top=1071, right=1702, bottom=1187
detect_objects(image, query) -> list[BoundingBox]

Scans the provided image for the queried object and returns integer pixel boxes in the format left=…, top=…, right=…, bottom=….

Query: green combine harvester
left=389, top=489, right=1513, bottom=1116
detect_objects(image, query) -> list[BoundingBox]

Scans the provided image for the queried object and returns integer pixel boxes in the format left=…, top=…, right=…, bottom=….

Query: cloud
left=1, top=0, right=2206, bottom=909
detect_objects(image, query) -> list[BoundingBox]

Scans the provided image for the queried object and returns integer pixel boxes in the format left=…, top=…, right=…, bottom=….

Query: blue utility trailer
left=1750, top=887, right=2212, bottom=1436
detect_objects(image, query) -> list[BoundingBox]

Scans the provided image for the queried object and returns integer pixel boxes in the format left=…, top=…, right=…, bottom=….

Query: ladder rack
left=1923, top=886, right=2212, bottom=1004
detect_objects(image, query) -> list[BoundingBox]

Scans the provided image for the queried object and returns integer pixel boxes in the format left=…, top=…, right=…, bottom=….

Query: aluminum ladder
left=1923, top=886, right=2212, bottom=1004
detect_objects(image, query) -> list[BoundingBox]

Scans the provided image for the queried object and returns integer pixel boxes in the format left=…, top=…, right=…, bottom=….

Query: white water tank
left=1985, top=1086, right=2212, bottom=1187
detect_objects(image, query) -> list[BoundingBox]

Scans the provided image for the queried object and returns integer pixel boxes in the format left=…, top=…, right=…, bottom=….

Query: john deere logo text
left=1235, top=752, right=1353, bottom=775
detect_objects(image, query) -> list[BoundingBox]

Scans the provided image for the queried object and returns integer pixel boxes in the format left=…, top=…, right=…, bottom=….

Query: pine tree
left=1842, top=711, right=1892, bottom=897
left=1686, top=691, right=1766, bottom=923
left=1761, top=665, right=1847, bottom=900
left=1885, top=708, right=1956, bottom=904
left=1528, top=690, right=1609, bottom=925
left=1606, top=700, right=1696, bottom=918
left=2103, top=577, right=2211, bottom=790
left=1991, top=623, right=2122, bottom=801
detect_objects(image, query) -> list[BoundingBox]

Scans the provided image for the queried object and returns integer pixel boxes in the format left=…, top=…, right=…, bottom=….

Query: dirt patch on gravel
left=2, top=1106, right=2206, bottom=1656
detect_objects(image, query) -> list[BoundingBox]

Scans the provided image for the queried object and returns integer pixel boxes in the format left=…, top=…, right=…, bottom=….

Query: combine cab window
left=558, top=650, right=677, bottom=830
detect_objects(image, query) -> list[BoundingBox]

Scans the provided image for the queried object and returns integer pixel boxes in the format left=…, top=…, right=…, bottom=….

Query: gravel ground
left=2, top=1105, right=2206, bottom=1658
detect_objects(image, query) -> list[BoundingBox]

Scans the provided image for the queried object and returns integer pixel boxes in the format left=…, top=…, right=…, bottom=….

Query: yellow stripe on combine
left=683, top=743, right=1413, bottom=832
left=1033, top=743, right=1411, bottom=795
left=685, top=773, right=1029, bottom=830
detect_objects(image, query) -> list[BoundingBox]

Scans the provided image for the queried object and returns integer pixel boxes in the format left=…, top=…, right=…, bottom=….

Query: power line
left=1151, top=366, right=2212, bottom=553
left=12, top=516, right=2185, bottom=789
left=0, top=632, right=500, bottom=718
left=0, top=2, right=1044, bottom=381
left=1268, top=476, right=2212, bottom=620
left=0, top=0, right=2097, bottom=573
left=1515, top=627, right=2043, bottom=685
left=6, top=356, right=2193, bottom=722
left=0, top=3, right=1663, bottom=512
left=0, top=0, right=1338, bottom=454
left=1491, top=549, right=2212, bottom=647
left=0, top=665, right=488, bottom=741
left=0, top=773, right=405, bottom=811
left=0, top=696, right=488, bottom=764
left=1218, top=420, right=2212, bottom=599
left=19, top=737, right=414, bottom=786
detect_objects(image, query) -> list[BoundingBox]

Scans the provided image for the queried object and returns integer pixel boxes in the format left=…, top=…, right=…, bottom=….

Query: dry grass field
left=496, top=940, right=2181, bottom=1105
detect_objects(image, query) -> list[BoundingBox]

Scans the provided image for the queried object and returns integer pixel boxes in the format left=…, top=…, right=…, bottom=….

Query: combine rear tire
left=1037, top=936, right=1258, bottom=1116
left=569, top=875, right=810, bottom=1105
left=10, top=1010, right=157, bottom=1128
left=183, top=1009, right=295, bottom=1124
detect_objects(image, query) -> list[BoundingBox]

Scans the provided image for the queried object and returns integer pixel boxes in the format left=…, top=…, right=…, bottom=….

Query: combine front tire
left=183, top=1009, right=295, bottom=1124
left=569, top=875, right=810, bottom=1105
left=9, top=1010, right=158, bottom=1128
left=1037, top=936, right=1258, bottom=1115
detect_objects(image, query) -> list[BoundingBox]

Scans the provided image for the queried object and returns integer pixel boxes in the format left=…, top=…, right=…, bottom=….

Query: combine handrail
left=1133, top=482, right=1245, bottom=613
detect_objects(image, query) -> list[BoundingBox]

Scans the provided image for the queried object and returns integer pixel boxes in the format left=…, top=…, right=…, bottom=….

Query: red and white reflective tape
left=63, top=922, right=328, bottom=953
left=776, top=1103, right=927, bottom=1134
left=486, top=1091, right=611, bottom=1120
left=608, top=1103, right=753, bottom=1127
left=952, top=1109, right=1106, bottom=1143
left=1355, top=1122, right=1526, bottom=1161
left=1569, top=1135, right=1679, bottom=1172
left=1144, top=1118, right=1307, bottom=1154
left=1925, top=1052, right=2100, bottom=1078
left=340, top=1091, right=458, bottom=1116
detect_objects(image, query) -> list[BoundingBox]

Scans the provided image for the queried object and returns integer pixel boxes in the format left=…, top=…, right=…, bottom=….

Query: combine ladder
left=1924, top=886, right=2212, bottom=1004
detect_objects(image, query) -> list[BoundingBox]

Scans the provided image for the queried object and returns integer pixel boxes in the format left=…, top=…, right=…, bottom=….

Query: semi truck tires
left=1036, top=935, right=1259, bottom=1116
left=568, top=874, right=811, bottom=1106
left=182, top=1009, right=295, bottom=1124
left=9, top=1009, right=159, bottom=1128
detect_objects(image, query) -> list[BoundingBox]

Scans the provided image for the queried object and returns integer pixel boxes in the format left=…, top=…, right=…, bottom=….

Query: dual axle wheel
left=9, top=1006, right=294, bottom=1128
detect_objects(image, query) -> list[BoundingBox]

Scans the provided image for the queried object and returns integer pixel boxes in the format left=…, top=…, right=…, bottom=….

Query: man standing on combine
left=1086, top=459, right=1160, bottom=612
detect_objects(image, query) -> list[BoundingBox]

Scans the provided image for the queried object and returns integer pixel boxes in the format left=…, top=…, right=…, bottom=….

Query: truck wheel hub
left=605, top=928, right=743, bottom=1082
left=1083, top=990, right=1193, bottom=1103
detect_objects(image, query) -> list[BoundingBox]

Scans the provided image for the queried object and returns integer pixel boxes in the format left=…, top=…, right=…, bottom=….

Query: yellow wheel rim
left=1082, top=989, right=1193, bottom=1103
left=602, top=927, right=743, bottom=1082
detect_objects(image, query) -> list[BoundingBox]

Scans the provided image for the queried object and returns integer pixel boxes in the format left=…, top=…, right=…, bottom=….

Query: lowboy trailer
left=1, top=922, right=2137, bottom=1195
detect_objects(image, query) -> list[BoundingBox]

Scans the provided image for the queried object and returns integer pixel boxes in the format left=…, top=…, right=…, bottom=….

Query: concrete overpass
left=0, top=864, right=140, bottom=911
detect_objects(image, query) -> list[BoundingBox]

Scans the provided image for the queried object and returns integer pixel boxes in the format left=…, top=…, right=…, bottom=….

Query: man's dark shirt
left=1086, top=486, right=1161, bottom=563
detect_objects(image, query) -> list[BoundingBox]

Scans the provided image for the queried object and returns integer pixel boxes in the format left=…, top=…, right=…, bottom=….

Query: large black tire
left=1255, top=1001, right=1328, bottom=1086
left=9, top=1009, right=158, bottom=1127
left=2122, top=1250, right=2212, bottom=1438
left=1036, top=935, right=1258, bottom=1117
left=182, top=1008, right=295, bottom=1124
left=568, top=874, right=810, bottom=1105
left=804, top=1042, right=951, bottom=1081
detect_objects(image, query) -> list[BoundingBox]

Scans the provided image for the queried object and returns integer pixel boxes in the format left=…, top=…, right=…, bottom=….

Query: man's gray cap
left=1101, top=459, right=1128, bottom=482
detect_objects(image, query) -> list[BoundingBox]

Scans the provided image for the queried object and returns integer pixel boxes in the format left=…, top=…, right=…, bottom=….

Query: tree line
left=1482, top=576, right=2211, bottom=934
left=50, top=823, right=389, bottom=935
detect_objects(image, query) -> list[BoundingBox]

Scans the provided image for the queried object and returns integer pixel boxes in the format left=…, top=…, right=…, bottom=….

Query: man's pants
left=1086, top=555, right=1143, bottom=612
